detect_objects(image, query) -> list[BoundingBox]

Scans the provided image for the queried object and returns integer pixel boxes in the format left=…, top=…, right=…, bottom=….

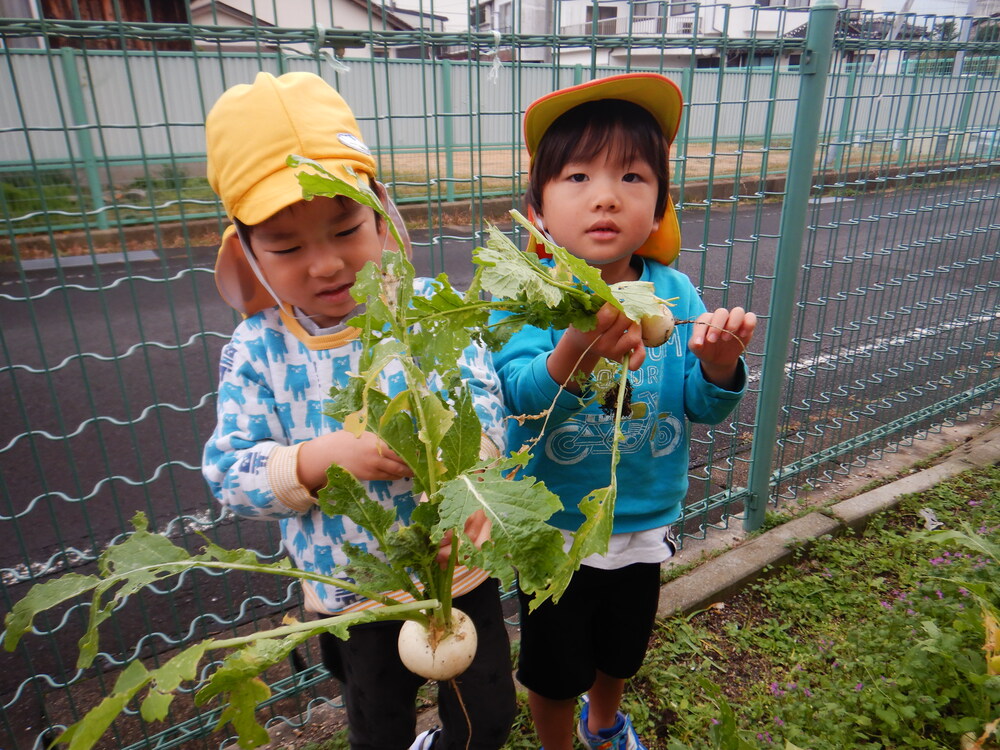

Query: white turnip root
left=640, top=303, right=676, bottom=347
left=397, top=608, right=477, bottom=680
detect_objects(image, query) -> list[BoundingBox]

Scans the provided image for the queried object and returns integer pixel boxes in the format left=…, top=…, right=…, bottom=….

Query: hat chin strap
left=532, top=212, right=558, bottom=246
left=233, top=219, right=295, bottom=318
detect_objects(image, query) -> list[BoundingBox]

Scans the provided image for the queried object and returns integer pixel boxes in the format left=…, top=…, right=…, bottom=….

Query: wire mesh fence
left=1, top=1, right=998, bottom=748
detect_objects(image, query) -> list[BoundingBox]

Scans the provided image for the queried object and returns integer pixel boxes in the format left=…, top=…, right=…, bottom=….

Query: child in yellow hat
left=492, top=73, right=757, bottom=750
left=201, top=71, right=514, bottom=750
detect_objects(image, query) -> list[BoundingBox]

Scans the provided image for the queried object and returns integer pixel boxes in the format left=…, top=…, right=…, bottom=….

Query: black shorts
left=319, top=582, right=516, bottom=750
left=516, top=562, right=661, bottom=701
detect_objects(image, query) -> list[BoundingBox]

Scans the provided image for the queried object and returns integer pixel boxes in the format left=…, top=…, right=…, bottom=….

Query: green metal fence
left=1, top=2, right=998, bottom=748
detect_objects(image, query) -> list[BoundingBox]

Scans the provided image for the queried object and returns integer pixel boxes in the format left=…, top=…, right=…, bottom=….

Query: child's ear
left=373, top=181, right=412, bottom=259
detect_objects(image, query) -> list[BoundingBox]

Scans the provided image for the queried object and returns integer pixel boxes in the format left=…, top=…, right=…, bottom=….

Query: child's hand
left=435, top=509, right=491, bottom=568
left=688, top=307, right=757, bottom=389
left=297, top=431, right=414, bottom=491
left=549, top=303, right=645, bottom=390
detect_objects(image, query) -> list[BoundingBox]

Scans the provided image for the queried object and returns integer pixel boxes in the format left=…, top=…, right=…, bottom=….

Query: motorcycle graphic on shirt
left=543, top=392, right=684, bottom=464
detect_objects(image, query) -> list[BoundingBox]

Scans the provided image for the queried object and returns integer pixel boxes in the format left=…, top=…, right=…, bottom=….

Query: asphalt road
left=1, top=176, right=997, bottom=731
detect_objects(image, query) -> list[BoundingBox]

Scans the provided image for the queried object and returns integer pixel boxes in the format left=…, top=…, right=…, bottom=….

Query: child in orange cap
left=491, top=73, right=757, bottom=749
left=201, top=71, right=514, bottom=750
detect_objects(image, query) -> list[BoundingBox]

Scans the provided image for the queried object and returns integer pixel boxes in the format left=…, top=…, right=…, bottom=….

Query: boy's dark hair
left=526, top=99, right=670, bottom=219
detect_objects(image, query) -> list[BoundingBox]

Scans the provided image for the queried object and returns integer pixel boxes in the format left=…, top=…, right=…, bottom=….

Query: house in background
left=465, top=0, right=1000, bottom=70
left=0, top=0, right=189, bottom=48
left=188, top=0, right=440, bottom=58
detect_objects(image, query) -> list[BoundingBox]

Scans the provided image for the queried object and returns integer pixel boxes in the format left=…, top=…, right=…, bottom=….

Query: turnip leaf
left=290, top=156, right=405, bottom=253
left=439, top=387, right=483, bottom=479
left=3, top=572, right=100, bottom=651
left=340, top=538, right=425, bottom=599
left=58, top=660, right=152, bottom=750
left=317, top=464, right=396, bottom=547
left=433, top=458, right=566, bottom=601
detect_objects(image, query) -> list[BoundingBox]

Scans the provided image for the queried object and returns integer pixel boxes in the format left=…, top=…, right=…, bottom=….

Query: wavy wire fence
left=1, top=3, right=999, bottom=748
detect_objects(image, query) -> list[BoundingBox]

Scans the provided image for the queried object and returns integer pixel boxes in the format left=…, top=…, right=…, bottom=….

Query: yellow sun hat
left=206, top=71, right=380, bottom=315
left=523, top=72, right=684, bottom=266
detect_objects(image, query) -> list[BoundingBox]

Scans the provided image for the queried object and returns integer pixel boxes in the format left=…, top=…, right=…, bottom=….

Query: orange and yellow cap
left=524, top=73, right=683, bottom=266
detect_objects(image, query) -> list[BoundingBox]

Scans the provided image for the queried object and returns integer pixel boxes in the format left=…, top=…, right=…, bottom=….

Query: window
left=470, top=2, right=491, bottom=29
left=635, top=1, right=665, bottom=16
left=586, top=5, right=617, bottom=22
left=668, top=2, right=697, bottom=16
left=585, top=3, right=617, bottom=33
left=497, top=1, right=512, bottom=32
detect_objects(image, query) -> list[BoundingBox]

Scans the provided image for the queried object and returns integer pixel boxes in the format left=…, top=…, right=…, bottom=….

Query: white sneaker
left=408, top=728, right=440, bottom=750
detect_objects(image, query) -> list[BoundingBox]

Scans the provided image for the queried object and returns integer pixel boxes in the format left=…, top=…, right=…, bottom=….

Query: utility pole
left=952, top=0, right=980, bottom=76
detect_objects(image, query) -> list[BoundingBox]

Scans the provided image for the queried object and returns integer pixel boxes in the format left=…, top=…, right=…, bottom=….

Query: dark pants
left=319, top=582, right=516, bottom=750
left=516, top=562, right=661, bottom=700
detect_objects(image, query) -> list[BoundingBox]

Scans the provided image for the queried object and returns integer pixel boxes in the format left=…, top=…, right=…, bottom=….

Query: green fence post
left=827, top=62, right=856, bottom=172
left=950, top=74, right=978, bottom=162
left=441, top=59, right=455, bottom=203
left=743, top=0, right=839, bottom=531
left=896, top=70, right=920, bottom=169
left=59, top=47, right=108, bottom=231
left=589, top=0, right=599, bottom=78
left=676, top=65, right=693, bottom=203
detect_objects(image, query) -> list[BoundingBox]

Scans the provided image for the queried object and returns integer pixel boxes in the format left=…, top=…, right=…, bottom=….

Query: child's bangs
left=569, top=121, right=650, bottom=169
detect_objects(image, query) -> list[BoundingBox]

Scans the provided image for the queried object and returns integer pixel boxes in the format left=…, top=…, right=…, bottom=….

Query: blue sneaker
left=576, top=699, right=648, bottom=750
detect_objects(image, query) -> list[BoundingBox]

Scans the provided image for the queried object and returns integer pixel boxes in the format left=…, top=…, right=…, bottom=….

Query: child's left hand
left=435, top=509, right=491, bottom=568
left=688, top=307, right=757, bottom=389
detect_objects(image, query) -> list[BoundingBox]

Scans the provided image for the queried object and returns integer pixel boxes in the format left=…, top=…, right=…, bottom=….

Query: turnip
left=640, top=303, right=676, bottom=347
left=398, top=608, right=477, bottom=680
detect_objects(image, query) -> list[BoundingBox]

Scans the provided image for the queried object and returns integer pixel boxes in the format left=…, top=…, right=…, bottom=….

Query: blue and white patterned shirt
left=203, top=279, right=506, bottom=613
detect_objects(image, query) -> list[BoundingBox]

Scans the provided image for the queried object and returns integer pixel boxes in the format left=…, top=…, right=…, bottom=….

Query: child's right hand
left=297, top=431, right=414, bottom=491
left=548, top=302, right=645, bottom=391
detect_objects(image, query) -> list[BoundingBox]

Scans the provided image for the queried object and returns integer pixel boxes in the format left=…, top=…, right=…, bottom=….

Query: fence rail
left=2, top=2, right=999, bottom=749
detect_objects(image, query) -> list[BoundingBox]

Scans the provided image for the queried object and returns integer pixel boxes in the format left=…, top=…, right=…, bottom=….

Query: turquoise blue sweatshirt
left=491, top=257, right=746, bottom=534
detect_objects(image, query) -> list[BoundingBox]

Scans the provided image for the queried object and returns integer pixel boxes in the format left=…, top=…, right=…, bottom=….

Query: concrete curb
left=657, top=424, right=1000, bottom=619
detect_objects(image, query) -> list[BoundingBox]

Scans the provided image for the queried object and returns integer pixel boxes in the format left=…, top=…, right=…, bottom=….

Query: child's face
left=249, top=195, right=388, bottom=327
left=538, top=146, right=660, bottom=282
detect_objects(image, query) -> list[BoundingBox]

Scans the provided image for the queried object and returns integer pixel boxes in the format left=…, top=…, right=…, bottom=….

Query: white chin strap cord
left=233, top=219, right=289, bottom=315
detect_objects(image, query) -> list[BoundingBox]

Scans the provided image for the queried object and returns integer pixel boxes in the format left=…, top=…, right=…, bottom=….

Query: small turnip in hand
left=640, top=303, right=676, bottom=347
left=397, top=608, right=477, bottom=680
